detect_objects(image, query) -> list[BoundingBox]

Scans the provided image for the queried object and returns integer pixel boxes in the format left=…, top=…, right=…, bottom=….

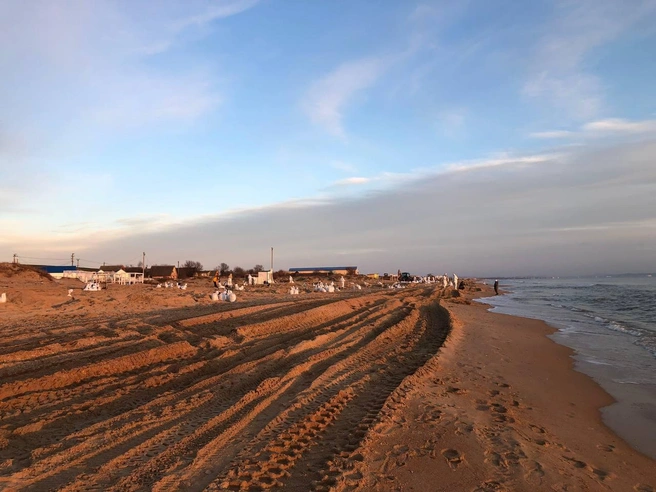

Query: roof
left=35, top=265, right=78, bottom=274
left=100, top=265, right=125, bottom=273
left=289, top=266, right=357, bottom=272
left=150, top=265, right=177, bottom=277
left=124, top=267, right=144, bottom=273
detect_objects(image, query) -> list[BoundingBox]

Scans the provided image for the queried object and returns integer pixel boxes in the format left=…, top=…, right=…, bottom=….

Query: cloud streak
left=302, top=57, right=389, bottom=137
left=530, top=118, right=656, bottom=139
left=6, top=140, right=654, bottom=276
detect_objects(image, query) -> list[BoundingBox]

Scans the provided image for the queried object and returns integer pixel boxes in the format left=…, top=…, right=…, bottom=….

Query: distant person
left=459, top=280, right=465, bottom=290
left=212, top=272, right=219, bottom=288
left=494, top=280, right=499, bottom=295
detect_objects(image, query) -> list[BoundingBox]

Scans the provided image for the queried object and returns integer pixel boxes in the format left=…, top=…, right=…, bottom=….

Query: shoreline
left=476, top=286, right=656, bottom=461
left=355, top=283, right=656, bottom=491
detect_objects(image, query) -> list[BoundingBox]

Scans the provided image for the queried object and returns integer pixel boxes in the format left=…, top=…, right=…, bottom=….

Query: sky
left=1, top=0, right=655, bottom=276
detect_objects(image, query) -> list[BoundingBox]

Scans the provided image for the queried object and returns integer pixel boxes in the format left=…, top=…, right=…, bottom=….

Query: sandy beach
left=354, top=288, right=656, bottom=491
left=0, top=266, right=654, bottom=491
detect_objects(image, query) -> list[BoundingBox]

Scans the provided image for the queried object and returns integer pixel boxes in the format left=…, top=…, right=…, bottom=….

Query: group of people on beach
left=213, top=272, right=233, bottom=288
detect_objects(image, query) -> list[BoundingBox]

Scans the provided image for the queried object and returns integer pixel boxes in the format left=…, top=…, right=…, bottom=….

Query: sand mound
left=0, top=263, right=53, bottom=282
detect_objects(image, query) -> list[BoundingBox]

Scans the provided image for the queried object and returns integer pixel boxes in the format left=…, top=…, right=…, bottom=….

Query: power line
left=16, top=256, right=70, bottom=262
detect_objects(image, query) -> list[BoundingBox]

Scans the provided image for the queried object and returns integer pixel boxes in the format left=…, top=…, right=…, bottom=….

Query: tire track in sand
left=0, top=286, right=449, bottom=492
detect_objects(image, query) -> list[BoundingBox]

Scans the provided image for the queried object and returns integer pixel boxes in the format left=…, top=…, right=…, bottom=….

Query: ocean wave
left=606, top=321, right=642, bottom=337
left=636, top=336, right=656, bottom=358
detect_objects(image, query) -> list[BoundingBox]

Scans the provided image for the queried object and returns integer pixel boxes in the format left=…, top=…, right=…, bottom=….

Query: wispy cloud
left=134, top=0, right=261, bottom=55
left=330, top=160, right=358, bottom=173
left=523, top=0, right=656, bottom=120
left=90, top=71, right=222, bottom=128
left=583, top=118, right=656, bottom=133
left=328, top=153, right=557, bottom=190
left=530, top=117, right=656, bottom=139
left=332, top=177, right=372, bottom=186
left=0, top=1, right=259, bottom=132
left=529, top=130, right=577, bottom=139
left=172, top=0, right=260, bottom=31
left=302, top=57, right=389, bottom=137
left=445, top=154, right=558, bottom=173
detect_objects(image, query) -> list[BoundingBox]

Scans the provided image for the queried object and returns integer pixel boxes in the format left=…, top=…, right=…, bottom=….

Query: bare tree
left=253, top=264, right=264, bottom=273
left=183, top=260, right=203, bottom=274
left=219, top=262, right=230, bottom=275
left=233, top=266, right=245, bottom=276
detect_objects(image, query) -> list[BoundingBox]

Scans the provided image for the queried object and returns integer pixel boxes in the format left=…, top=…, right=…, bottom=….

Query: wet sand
left=0, top=265, right=654, bottom=491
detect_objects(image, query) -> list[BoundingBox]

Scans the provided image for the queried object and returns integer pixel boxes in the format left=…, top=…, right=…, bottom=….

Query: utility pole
left=142, top=252, right=146, bottom=277
left=271, top=247, right=274, bottom=272
left=71, top=253, right=75, bottom=266
left=12, top=254, right=17, bottom=264
left=76, top=259, right=80, bottom=268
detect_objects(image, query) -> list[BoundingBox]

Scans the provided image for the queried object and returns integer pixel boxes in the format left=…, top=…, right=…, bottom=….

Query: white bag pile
left=220, top=290, right=237, bottom=302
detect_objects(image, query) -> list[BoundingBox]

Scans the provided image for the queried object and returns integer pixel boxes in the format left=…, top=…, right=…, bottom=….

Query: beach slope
left=353, top=286, right=656, bottom=491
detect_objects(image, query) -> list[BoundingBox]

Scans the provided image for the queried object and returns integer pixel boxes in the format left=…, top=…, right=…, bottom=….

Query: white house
left=249, top=270, right=274, bottom=285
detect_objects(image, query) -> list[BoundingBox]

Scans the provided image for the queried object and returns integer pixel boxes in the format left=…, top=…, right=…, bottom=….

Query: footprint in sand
left=592, top=468, right=614, bottom=482
left=441, top=448, right=464, bottom=470
left=455, top=421, right=474, bottom=435
left=491, top=403, right=507, bottom=414
left=524, top=460, right=545, bottom=485
left=472, top=479, right=506, bottom=491
left=563, top=456, right=587, bottom=469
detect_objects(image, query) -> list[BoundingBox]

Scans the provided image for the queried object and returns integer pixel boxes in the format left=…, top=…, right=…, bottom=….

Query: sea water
left=476, top=275, right=656, bottom=458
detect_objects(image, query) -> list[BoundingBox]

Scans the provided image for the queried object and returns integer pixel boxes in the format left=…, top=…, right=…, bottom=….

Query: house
left=176, top=267, right=197, bottom=279
left=366, top=273, right=379, bottom=279
left=149, top=266, right=178, bottom=280
left=289, top=266, right=358, bottom=276
left=248, top=270, right=275, bottom=285
left=34, top=265, right=77, bottom=279
left=109, top=269, right=144, bottom=285
left=257, top=270, right=274, bottom=284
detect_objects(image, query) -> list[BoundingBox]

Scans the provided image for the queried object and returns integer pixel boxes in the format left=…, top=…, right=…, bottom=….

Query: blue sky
left=1, top=0, right=655, bottom=275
